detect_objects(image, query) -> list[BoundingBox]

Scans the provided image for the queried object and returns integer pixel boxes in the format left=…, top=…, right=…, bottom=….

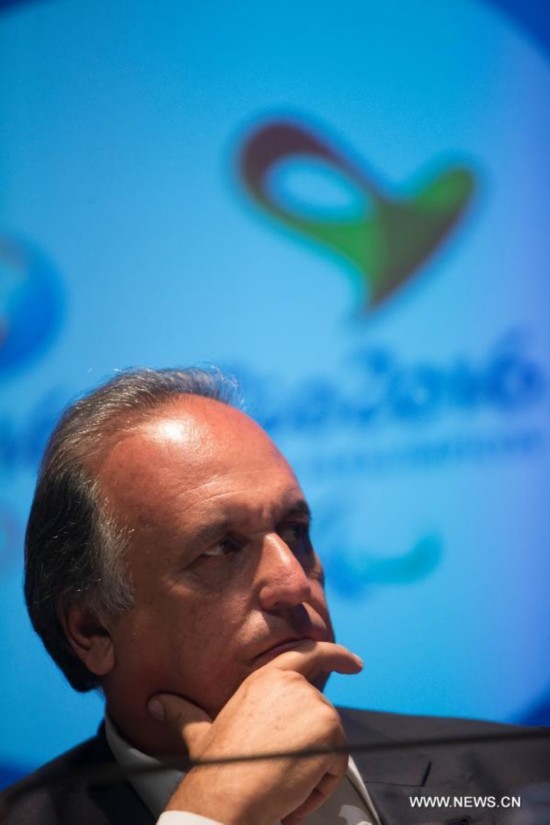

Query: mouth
left=252, top=634, right=327, bottom=667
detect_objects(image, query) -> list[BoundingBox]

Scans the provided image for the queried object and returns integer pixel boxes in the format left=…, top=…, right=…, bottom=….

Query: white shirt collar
left=105, top=714, right=183, bottom=818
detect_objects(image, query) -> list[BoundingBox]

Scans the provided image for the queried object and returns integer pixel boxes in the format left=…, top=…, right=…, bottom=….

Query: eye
left=201, top=536, right=241, bottom=558
left=279, top=522, right=313, bottom=558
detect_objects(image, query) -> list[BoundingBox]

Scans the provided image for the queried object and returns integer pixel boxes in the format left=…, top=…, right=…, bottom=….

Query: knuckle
left=284, top=670, right=304, bottom=685
left=320, top=708, right=346, bottom=741
left=318, top=701, right=339, bottom=723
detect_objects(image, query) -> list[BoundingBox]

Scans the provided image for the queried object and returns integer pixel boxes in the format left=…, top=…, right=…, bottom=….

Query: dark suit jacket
left=1, top=709, right=549, bottom=825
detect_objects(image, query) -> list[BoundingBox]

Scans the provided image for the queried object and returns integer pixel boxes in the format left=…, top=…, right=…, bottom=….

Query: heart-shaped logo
left=239, top=120, right=476, bottom=312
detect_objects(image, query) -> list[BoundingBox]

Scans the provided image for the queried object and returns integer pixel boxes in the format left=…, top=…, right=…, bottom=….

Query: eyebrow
left=190, top=498, right=312, bottom=547
left=191, top=519, right=232, bottom=547
left=281, top=499, right=312, bottom=522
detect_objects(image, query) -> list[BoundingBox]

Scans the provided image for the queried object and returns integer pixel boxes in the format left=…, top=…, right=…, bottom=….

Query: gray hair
left=24, top=367, right=238, bottom=691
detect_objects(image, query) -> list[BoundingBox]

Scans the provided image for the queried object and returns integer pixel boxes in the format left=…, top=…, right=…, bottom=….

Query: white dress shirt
left=105, top=716, right=380, bottom=825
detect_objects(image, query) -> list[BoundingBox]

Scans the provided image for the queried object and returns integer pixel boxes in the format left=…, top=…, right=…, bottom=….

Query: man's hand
left=148, top=641, right=362, bottom=825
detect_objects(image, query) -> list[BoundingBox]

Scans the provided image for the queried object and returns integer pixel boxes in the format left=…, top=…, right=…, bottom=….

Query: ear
left=58, top=601, right=116, bottom=677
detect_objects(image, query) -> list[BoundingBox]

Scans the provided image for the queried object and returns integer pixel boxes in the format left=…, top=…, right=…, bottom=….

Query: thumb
left=148, top=692, right=213, bottom=756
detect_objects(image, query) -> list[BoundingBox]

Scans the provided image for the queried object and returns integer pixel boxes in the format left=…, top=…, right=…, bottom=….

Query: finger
left=264, top=640, right=363, bottom=681
left=282, top=764, right=347, bottom=825
left=148, top=692, right=212, bottom=754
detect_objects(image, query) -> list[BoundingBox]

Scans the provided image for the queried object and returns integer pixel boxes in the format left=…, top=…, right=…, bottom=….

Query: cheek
left=115, top=593, right=246, bottom=684
left=156, top=607, right=252, bottom=717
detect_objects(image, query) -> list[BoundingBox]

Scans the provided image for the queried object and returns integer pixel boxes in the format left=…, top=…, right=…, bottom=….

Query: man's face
left=96, top=397, right=334, bottom=752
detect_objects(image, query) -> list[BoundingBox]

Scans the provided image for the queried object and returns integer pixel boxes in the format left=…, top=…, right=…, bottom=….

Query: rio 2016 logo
left=238, top=119, right=476, bottom=312
left=0, top=235, right=64, bottom=575
left=233, top=118, right=545, bottom=597
left=0, top=234, right=63, bottom=378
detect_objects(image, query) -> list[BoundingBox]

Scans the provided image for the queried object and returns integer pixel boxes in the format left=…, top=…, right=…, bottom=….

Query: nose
left=256, top=533, right=312, bottom=610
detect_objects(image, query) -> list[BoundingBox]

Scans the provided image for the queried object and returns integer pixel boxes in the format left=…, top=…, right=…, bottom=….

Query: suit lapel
left=341, top=707, right=431, bottom=787
left=79, top=727, right=155, bottom=825
left=339, top=708, right=490, bottom=825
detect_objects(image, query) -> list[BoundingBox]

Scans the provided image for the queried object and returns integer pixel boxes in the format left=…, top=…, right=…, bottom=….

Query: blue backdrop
left=1, top=0, right=549, bottom=785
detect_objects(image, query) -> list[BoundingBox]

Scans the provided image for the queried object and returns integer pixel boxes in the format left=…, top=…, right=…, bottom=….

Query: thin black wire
left=1, top=727, right=548, bottom=815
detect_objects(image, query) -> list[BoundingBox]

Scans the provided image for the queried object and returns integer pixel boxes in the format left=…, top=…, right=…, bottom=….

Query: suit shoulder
left=0, top=731, right=110, bottom=825
left=4, top=731, right=109, bottom=789
left=338, top=705, right=544, bottom=738
left=338, top=706, right=550, bottom=783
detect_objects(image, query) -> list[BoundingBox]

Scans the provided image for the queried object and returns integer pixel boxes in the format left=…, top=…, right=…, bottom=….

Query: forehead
left=96, top=397, right=303, bottom=531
